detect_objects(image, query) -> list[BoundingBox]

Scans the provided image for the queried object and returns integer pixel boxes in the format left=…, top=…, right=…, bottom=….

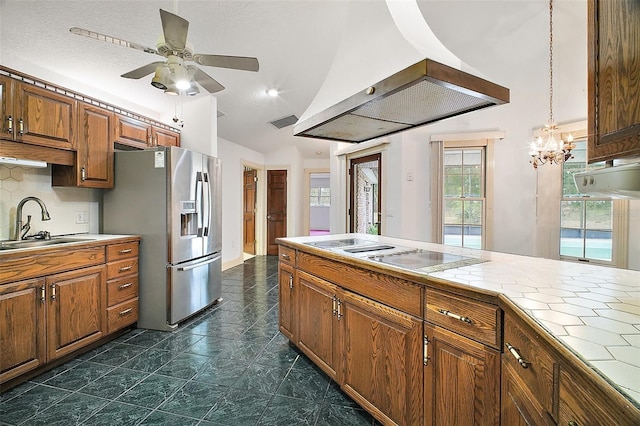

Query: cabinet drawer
left=503, top=314, right=556, bottom=415
left=107, top=276, right=139, bottom=307
left=106, top=258, right=138, bottom=280
left=107, top=298, right=138, bottom=333
left=298, top=251, right=422, bottom=317
left=107, top=242, right=139, bottom=261
left=278, top=246, right=295, bottom=266
left=425, top=288, right=501, bottom=348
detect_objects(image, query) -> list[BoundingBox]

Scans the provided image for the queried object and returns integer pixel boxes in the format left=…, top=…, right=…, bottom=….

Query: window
left=310, top=187, right=331, bottom=206
left=560, top=141, right=613, bottom=262
left=443, top=148, right=485, bottom=249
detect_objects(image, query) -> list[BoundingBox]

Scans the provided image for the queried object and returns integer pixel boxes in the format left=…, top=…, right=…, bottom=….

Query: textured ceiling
left=0, top=1, right=585, bottom=159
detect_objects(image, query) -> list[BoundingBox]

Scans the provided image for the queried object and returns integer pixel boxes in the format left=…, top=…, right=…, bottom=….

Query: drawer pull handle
left=7, top=115, right=13, bottom=134
left=119, top=266, right=133, bottom=272
left=119, top=308, right=133, bottom=316
left=118, top=248, right=133, bottom=254
left=280, top=253, right=291, bottom=261
left=568, top=422, right=579, bottom=426
left=118, top=282, right=133, bottom=290
left=332, top=295, right=338, bottom=317
left=438, top=309, right=472, bottom=324
left=506, top=342, right=530, bottom=369
left=18, top=118, right=24, bottom=135
left=288, top=273, right=293, bottom=289
left=40, top=284, right=46, bottom=304
left=50, top=283, right=56, bottom=301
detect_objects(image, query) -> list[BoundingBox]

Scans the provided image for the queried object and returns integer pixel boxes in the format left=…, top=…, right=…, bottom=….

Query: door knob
left=267, top=215, right=273, bottom=220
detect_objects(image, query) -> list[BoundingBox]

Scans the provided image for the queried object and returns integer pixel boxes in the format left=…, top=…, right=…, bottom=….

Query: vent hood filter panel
left=294, top=59, right=510, bottom=143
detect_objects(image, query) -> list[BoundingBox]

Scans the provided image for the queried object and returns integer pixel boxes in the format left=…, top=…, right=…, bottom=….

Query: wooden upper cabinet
left=587, top=0, right=640, bottom=162
left=0, top=75, right=14, bottom=137
left=153, top=126, right=180, bottom=147
left=52, top=103, right=114, bottom=188
left=115, top=115, right=151, bottom=149
left=13, top=82, right=76, bottom=150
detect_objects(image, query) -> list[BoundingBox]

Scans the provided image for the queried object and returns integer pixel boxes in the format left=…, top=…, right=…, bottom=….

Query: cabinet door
left=501, top=362, right=554, bottom=426
left=14, top=82, right=76, bottom=150
left=77, top=103, right=114, bottom=187
left=558, top=367, right=640, bottom=426
left=0, top=278, right=46, bottom=385
left=278, top=262, right=296, bottom=340
left=296, top=270, right=339, bottom=380
left=0, top=75, right=14, bottom=138
left=115, top=115, right=151, bottom=149
left=424, top=323, right=500, bottom=426
left=587, top=0, right=640, bottom=162
left=153, top=126, right=180, bottom=147
left=46, top=265, right=106, bottom=360
left=341, top=290, right=423, bottom=426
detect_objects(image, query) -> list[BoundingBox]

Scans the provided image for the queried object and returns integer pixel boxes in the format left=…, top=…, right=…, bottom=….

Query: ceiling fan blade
left=121, top=62, right=164, bottom=79
left=160, top=9, right=189, bottom=51
left=70, top=27, right=159, bottom=55
left=193, top=54, right=259, bottom=72
left=192, top=67, right=225, bottom=93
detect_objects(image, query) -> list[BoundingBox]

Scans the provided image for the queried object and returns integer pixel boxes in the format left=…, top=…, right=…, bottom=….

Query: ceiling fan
left=70, top=9, right=259, bottom=95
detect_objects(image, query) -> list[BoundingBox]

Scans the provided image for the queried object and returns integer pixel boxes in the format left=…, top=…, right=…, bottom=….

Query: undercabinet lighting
left=0, top=157, right=47, bottom=168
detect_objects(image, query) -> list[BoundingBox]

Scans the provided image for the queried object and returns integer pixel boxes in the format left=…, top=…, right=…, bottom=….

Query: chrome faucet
left=14, top=197, right=51, bottom=240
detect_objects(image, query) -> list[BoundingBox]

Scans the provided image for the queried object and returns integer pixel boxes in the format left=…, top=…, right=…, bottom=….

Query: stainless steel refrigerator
left=103, top=146, right=222, bottom=331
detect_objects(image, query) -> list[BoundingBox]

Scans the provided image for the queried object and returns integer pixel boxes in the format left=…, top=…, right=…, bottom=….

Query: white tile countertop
left=279, top=233, right=640, bottom=407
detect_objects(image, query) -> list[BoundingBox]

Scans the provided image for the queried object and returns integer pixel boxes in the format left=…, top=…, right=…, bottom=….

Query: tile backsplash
left=0, top=164, right=100, bottom=240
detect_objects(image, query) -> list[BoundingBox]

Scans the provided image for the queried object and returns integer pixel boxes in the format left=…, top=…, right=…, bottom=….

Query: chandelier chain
left=548, top=0, right=553, bottom=125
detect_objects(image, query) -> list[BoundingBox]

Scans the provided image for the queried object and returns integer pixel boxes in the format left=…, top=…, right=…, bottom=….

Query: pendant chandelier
left=529, top=0, right=575, bottom=169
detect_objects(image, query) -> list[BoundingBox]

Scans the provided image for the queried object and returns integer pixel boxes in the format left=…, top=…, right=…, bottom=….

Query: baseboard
left=222, top=257, right=244, bottom=271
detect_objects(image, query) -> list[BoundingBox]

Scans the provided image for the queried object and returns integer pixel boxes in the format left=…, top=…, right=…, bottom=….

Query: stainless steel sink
left=0, top=237, right=94, bottom=251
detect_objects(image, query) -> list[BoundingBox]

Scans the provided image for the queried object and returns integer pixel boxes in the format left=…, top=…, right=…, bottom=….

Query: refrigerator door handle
left=203, top=172, right=210, bottom=237
left=176, top=254, right=222, bottom=271
left=195, top=172, right=204, bottom=237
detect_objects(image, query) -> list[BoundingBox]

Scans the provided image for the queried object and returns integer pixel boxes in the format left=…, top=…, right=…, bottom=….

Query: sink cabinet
left=0, top=237, right=140, bottom=391
left=0, top=278, right=46, bottom=384
left=46, top=265, right=106, bottom=360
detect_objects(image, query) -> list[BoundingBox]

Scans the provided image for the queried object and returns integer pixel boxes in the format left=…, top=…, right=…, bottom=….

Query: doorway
left=266, top=169, right=287, bottom=255
left=349, top=153, right=381, bottom=235
left=308, top=171, right=331, bottom=236
left=243, top=167, right=257, bottom=256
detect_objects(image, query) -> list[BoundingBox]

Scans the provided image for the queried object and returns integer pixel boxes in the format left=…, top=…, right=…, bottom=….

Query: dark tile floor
left=0, top=256, right=378, bottom=426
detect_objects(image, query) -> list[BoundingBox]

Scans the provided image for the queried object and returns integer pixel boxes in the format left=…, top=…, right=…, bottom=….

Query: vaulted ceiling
left=0, top=1, right=585, bottom=159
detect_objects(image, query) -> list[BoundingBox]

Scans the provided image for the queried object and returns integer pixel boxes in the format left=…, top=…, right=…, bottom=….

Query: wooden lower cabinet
left=0, top=278, right=46, bottom=384
left=423, top=323, right=500, bottom=426
left=296, top=270, right=339, bottom=380
left=341, top=290, right=423, bottom=426
left=501, top=362, right=554, bottom=426
left=46, top=265, right=106, bottom=360
left=278, top=261, right=296, bottom=341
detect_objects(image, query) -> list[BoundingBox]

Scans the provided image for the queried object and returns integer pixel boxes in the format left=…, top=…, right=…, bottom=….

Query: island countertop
left=277, top=233, right=640, bottom=408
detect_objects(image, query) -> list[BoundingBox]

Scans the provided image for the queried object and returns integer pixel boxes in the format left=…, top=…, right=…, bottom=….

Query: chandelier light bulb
left=267, top=88, right=279, bottom=97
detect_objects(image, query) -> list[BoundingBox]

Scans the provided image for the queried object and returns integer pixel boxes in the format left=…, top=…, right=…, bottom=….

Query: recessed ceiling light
left=267, top=88, right=279, bottom=97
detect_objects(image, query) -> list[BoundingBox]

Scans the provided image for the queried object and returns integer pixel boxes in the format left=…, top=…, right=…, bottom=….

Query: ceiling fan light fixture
left=185, top=82, right=200, bottom=96
left=164, top=84, right=180, bottom=96
left=151, top=65, right=169, bottom=90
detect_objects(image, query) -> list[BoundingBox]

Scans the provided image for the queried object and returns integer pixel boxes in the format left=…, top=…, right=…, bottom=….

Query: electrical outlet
left=75, top=211, right=89, bottom=224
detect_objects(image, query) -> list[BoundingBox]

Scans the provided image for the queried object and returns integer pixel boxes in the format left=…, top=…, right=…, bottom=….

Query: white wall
left=180, top=97, right=218, bottom=157
left=217, top=137, right=265, bottom=268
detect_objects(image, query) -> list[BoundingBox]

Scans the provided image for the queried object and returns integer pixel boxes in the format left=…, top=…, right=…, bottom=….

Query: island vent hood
left=293, top=1, right=510, bottom=144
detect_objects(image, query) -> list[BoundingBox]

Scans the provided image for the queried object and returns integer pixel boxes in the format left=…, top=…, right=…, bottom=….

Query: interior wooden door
left=349, top=153, right=382, bottom=234
left=267, top=170, right=287, bottom=255
left=243, top=168, right=257, bottom=255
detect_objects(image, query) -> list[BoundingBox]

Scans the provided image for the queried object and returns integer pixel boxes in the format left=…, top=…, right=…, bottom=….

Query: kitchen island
left=277, top=233, right=640, bottom=425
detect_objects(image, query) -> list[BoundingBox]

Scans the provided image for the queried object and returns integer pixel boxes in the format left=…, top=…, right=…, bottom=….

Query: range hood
left=574, top=163, right=640, bottom=199
left=293, top=59, right=509, bottom=143
left=293, top=1, right=510, bottom=144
